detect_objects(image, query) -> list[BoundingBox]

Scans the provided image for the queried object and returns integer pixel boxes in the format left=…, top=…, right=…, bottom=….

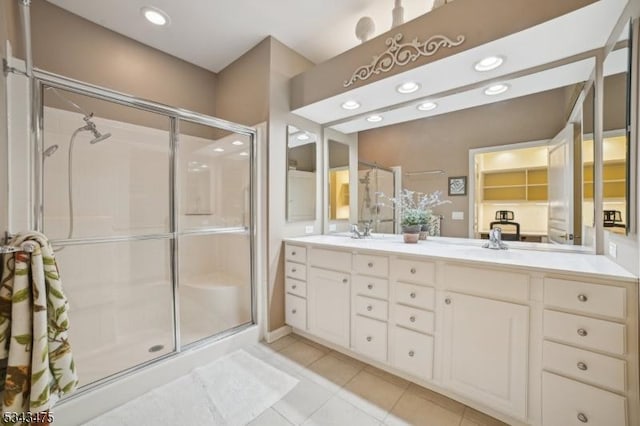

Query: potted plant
left=401, top=208, right=422, bottom=243
left=417, top=209, right=432, bottom=240
left=380, top=189, right=450, bottom=243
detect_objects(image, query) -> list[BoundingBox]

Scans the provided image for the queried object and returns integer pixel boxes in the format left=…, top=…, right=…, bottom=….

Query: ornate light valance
left=343, top=33, right=465, bottom=88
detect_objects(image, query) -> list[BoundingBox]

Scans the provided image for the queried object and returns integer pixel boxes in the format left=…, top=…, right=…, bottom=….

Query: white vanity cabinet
left=441, top=292, right=529, bottom=419
left=306, top=249, right=352, bottom=347
left=284, top=244, right=308, bottom=330
left=541, top=277, right=632, bottom=426
left=352, top=253, right=389, bottom=362
left=282, top=237, right=639, bottom=426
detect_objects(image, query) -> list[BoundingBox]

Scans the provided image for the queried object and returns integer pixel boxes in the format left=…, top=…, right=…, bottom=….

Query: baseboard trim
left=266, top=325, right=292, bottom=343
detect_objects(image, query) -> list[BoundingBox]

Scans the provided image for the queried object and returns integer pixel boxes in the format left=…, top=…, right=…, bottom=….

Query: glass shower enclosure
left=33, top=72, right=256, bottom=392
left=357, top=161, right=396, bottom=233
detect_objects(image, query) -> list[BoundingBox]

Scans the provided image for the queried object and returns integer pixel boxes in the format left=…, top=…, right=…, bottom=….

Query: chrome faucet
left=351, top=221, right=373, bottom=239
left=483, top=227, right=508, bottom=250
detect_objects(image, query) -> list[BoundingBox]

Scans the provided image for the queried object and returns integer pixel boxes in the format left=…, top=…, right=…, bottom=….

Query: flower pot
left=403, top=233, right=419, bottom=243
left=419, top=224, right=429, bottom=240
left=401, top=224, right=421, bottom=244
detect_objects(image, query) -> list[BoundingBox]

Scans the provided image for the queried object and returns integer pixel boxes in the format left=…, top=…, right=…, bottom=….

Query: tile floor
left=246, top=333, right=509, bottom=426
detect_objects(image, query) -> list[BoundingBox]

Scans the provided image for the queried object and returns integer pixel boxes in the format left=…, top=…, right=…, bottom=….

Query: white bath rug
left=83, top=349, right=298, bottom=426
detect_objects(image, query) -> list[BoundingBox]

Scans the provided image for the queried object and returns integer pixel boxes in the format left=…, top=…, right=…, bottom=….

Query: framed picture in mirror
left=448, top=176, right=467, bottom=196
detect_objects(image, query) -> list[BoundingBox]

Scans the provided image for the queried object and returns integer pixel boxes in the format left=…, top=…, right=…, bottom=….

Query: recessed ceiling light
left=141, top=6, right=170, bottom=26
left=417, top=101, right=437, bottom=111
left=366, top=114, right=383, bottom=123
left=232, top=140, right=244, bottom=146
left=341, top=100, right=361, bottom=110
left=396, top=81, right=421, bottom=94
left=200, top=164, right=209, bottom=169
left=240, top=151, right=249, bottom=156
left=474, top=56, right=504, bottom=72
left=297, top=133, right=310, bottom=141
left=484, top=83, right=510, bottom=96
left=213, top=148, right=224, bottom=152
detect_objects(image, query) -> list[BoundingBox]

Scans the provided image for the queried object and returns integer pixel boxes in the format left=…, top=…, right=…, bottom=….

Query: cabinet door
left=308, top=267, right=350, bottom=347
left=442, top=292, right=529, bottom=419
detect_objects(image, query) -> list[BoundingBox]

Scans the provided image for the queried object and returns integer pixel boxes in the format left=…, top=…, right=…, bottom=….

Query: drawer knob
left=292, top=309, right=297, bottom=314
left=408, top=350, right=415, bottom=357
left=292, top=284, right=297, bottom=289
left=343, top=278, right=348, bottom=284
left=367, top=284, right=374, bottom=290
left=292, top=251, right=296, bottom=256
left=577, top=293, right=588, bottom=302
left=577, top=361, right=588, bottom=371
left=367, top=305, right=373, bottom=311
left=445, top=298, right=451, bottom=305
left=410, top=292, right=416, bottom=299
left=368, top=262, right=374, bottom=268
left=292, top=268, right=297, bottom=273
left=577, top=413, right=588, bottom=423
left=410, top=267, right=416, bottom=274
left=577, top=328, right=588, bottom=337
left=366, top=336, right=372, bottom=342
left=409, top=315, right=416, bottom=323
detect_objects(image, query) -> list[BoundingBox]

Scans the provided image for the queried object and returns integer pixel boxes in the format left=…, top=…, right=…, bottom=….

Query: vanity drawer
left=310, top=248, right=352, bottom=272
left=285, top=244, right=307, bottom=263
left=353, top=275, right=389, bottom=300
left=542, top=372, right=627, bottom=426
left=392, top=326, right=434, bottom=381
left=544, top=310, right=626, bottom=355
left=285, top=261, right=306, bottom=281
left=353, top=315, right=387, bottom=362
left=544, top=278, right=626, bottom=320
left=393, top=258, right=435, bottom=285
left=285, top=294, right=307, bottom=330
left=354, top=254, right=389, bottom=278
left=395, top=305, right=434, bottom=334
left=543, top=340, right=626, bottom=392
left=285, top=277, right=307, bottom=298
left=445, top=264, right=529, bottom=302
left=355, top=295, right=388, bottom=321
left=396, top=283, right=435, bottom=310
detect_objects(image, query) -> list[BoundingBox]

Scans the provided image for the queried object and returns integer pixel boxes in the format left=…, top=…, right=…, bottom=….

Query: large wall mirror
left=600, top=22, right=632, bottom=235
left=354, top=56, right=602, bottom=249
left=328, top=140, right=351, bottom=221
left=286, top=125, right=317, bottom=222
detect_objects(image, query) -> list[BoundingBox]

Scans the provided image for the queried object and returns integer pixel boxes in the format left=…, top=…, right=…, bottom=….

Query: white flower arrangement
left=378, top=189, right=451, bottom=227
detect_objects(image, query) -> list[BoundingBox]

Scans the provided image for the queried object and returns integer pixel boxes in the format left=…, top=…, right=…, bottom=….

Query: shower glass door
left=41, top=87, right=175, bottom=387
left=357, top=162, right=396, bottom=233
left=37, top=81, right=255, bottom=391
left=177, top=122, right=253, bottom=345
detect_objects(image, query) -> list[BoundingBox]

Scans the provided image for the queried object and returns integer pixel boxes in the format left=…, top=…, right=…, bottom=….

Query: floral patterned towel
left=0, top=232, right=78, bottom=422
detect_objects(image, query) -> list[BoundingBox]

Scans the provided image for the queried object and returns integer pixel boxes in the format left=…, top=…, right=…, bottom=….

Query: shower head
left=82, top=114, right=111, bottom=144
left=90, top=131, right=112, bottom=144
left=44, top=144, right=59, bottom=157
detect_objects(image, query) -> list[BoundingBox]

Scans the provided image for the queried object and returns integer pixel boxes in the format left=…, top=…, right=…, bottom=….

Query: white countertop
left=284, top=234, right=638, bottom=282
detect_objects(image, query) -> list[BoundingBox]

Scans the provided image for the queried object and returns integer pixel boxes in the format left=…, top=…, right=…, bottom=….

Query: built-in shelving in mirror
left=286, top=125, right=317, bottom=222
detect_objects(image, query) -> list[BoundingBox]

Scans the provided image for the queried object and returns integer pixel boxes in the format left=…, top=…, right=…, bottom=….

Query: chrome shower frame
left=29, top=69, right=259, bottom=401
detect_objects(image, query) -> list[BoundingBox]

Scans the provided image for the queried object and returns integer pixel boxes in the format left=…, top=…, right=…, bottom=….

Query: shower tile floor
left=87, top=333, right=509, bottom=426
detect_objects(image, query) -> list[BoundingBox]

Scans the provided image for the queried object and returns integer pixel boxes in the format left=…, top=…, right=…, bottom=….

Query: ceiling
left=288, top=0, right=628, bottom=132
left=46, top=0, right=435, bottom=72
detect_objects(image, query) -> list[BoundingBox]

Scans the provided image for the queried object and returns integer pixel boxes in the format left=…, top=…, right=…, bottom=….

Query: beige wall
left=358, top=88, right=567, bottom=237
left=12, top=0, right=218, bottom=117
left=215, top=38, right=271, bottom=126
left=267, top=38, right=318, bottom=331
left=291, top=0, right=596, bottom=109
